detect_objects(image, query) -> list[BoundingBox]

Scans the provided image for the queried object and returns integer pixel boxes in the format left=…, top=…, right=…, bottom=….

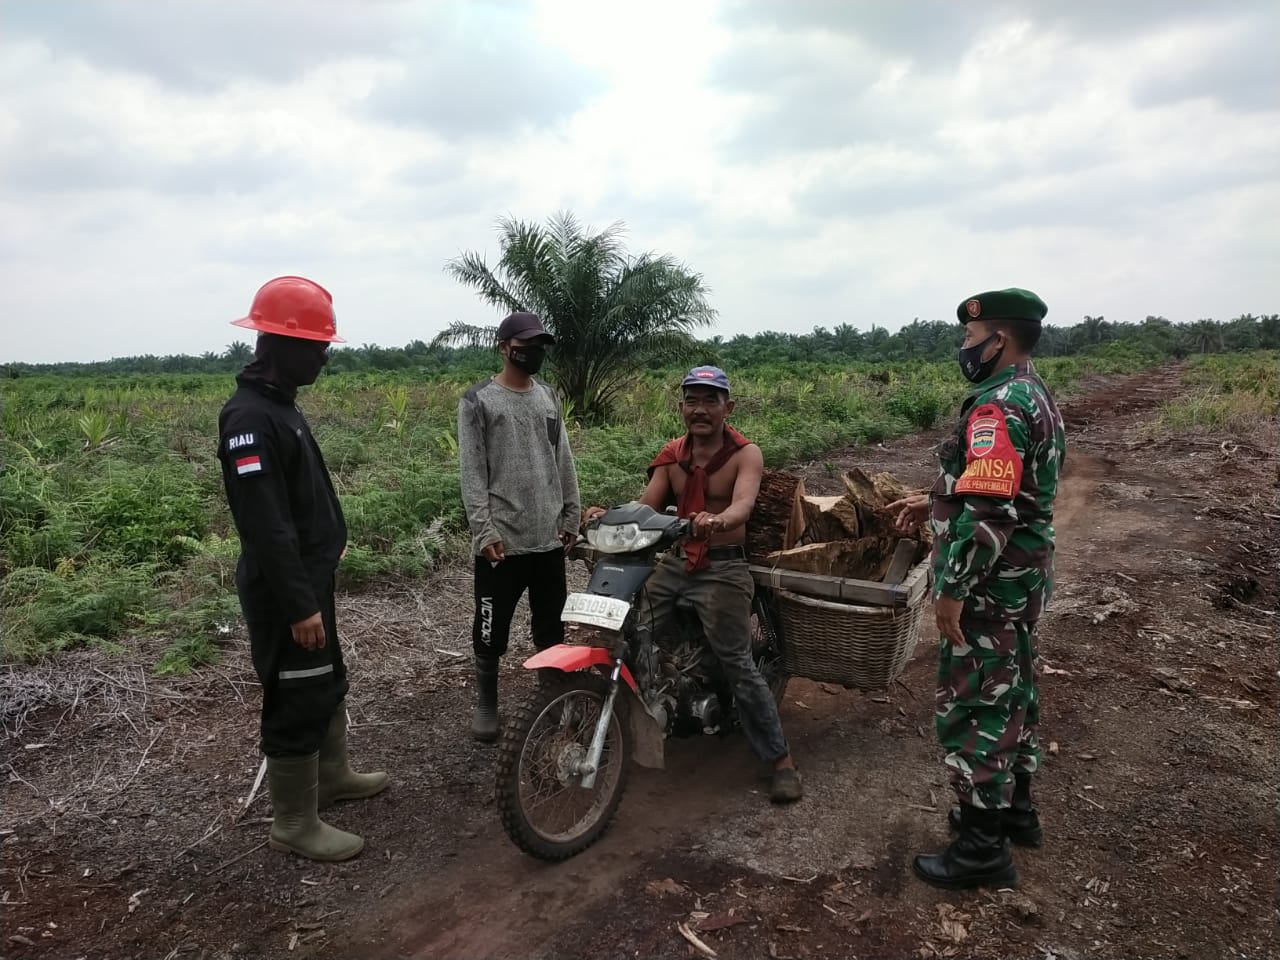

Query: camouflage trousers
left=935, top=618, right=1041, bottom=810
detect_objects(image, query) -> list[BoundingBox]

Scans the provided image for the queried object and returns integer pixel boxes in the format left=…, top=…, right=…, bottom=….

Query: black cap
left=496, top=311, right=554, bottom=343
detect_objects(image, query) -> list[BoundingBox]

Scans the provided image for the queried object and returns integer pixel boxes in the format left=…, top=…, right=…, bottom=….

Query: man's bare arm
left=717, top=444, right=764, bottom=531
left=638, top=467, right=673, bottom=512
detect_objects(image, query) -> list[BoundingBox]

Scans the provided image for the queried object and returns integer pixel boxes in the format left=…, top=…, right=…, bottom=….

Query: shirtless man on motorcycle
left=585, top=365, right=803, bottom=803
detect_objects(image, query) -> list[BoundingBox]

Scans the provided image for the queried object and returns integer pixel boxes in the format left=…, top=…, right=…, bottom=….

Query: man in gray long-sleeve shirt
left=458, top=311, right=581, bottom=741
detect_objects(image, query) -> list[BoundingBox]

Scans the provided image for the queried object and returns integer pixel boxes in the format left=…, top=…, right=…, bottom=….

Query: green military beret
left=957, top=288, right=1048, bottom=324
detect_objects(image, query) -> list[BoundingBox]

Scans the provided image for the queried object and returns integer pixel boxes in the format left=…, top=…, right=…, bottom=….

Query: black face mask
left=958, top=332, right=1004, bottom=384
left=242, top=334, right=328, bottom=399
left=508, top=344, right=546, bottom=376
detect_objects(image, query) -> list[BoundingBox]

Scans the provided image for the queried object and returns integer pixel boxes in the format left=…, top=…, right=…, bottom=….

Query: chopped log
left=765, top=536, right=899, bottom=582
left=855, top=502, right=897, bottom=539
left=851, top=536, right=898, bottom=582
left=750, top=561, right=928, bottom=607
left=800, top=494, right=842, bottom=523
left=871, top=471, right=908, bottom=504
left=840, top=467, right=909, bottom=505
left=829, top=498, right=862, bottom=539
left=766, top=542, right=850, bottom=576
left=747, top=471, right=806, bottom=561
left=799, top=495, right=857, bottom=543
left=842, top=467, right=885, bottom=507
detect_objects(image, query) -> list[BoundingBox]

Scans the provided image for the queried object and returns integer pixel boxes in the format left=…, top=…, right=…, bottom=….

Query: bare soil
left=3, top=364, right=1277, bottom=960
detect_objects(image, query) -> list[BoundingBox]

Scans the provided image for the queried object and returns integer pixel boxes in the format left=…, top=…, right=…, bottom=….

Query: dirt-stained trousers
left=644, top=555, right=790, bottom=763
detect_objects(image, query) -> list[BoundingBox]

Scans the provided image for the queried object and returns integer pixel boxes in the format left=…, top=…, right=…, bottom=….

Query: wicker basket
left=772, top=585, right=928, bottom=690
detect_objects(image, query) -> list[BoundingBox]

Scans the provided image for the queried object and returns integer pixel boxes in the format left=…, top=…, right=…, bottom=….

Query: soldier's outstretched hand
left=886, top=493, right=929, bottom=534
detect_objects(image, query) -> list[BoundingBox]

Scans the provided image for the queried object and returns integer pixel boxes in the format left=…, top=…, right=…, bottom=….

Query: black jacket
left=217, top=377, right=347, bottom=624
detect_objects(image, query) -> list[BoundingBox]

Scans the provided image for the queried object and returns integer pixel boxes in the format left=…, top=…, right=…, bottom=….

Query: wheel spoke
left=514, top=686, right=623, bottom=843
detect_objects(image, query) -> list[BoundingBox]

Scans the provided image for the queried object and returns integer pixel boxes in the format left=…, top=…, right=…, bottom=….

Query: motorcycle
left=494, top=501, right=789, bottom=861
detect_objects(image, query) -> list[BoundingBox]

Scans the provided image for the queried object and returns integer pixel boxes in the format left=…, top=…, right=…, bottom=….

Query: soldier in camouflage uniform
left=888, top=288, right=1065, bottom=890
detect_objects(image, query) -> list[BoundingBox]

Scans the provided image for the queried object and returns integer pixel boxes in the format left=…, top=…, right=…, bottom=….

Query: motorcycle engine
left=642, top=630, right=724, bottom=736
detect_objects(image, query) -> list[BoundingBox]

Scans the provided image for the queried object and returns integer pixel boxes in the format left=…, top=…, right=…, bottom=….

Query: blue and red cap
left=681, top=365, right=731, bottom=393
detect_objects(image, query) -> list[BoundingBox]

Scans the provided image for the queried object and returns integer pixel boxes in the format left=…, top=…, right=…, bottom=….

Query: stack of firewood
left=748, top=468, right=929, bottom=583
left=745, top=471, right=807, bottom=562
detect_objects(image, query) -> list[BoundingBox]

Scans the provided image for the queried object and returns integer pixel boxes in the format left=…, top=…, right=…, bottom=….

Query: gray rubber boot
left=471, top=657, right=500, bottom=743
left=318, top=708, right=389, bottom=810
left=267, top=753, right=364, bottom=862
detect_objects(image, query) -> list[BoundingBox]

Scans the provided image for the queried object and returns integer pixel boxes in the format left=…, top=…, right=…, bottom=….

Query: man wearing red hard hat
left=217, top=277, right=386, bottom=862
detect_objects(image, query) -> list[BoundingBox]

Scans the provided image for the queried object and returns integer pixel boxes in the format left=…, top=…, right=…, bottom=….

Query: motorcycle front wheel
left=495, top=672, right=630, bottom=861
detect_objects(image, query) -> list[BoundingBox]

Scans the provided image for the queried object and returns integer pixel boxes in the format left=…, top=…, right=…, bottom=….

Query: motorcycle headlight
left=586, top=522, right=664, bottom=554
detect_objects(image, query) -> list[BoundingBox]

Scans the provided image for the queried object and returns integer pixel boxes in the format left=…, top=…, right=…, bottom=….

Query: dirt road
left=2, top=364, right=1276, bottom=959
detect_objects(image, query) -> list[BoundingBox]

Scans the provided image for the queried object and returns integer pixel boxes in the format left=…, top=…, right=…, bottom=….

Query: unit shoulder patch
left=222, top=429, right=268, bottom=477
left=955, top=403, right=1022, bottom=498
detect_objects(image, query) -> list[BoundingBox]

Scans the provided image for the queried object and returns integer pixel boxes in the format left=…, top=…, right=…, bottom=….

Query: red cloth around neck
left=648, top=425, right=751, bottom=571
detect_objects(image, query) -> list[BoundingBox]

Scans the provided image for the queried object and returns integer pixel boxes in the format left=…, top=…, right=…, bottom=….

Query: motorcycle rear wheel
left=496, top=672, right=630, bottom=861
left=751, top=591, right=790, bottom=703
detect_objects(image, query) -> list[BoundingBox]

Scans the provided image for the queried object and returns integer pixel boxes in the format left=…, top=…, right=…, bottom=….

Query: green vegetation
left=437, top=212, right=716, bottom=423
left=5, top=315, right=1276, bottom=381
left=4, top=210, right=1272, bottom=674
left=1148, top=352, right=1279, bottom=435
left=1, top=347, right=1273, bottom=670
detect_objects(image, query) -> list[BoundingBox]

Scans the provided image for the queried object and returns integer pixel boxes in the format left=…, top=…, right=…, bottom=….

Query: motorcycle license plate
left=561, top=593, right=630, bottom=631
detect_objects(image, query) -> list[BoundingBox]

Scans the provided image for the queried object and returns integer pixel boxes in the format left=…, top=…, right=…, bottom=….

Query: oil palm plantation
left=1185, top=319, right=1224, bottom=354
left=223, top=341, right=253, bottom=365
left=437, top=213, right=715, bottom=423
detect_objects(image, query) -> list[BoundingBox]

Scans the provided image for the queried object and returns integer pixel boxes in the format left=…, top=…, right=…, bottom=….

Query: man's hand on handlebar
left=690, top=511, right=725, bottom=540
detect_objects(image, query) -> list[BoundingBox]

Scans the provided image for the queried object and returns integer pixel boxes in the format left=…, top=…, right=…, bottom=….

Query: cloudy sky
left=2, top=0, right=1277, bottom=363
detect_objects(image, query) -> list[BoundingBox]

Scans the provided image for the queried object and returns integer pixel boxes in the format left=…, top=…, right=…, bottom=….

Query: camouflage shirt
left=929, top=361, right=1066, bottom=621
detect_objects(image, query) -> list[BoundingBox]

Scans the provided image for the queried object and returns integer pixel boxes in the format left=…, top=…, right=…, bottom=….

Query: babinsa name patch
left=955, top=404, right=1022, bottom=498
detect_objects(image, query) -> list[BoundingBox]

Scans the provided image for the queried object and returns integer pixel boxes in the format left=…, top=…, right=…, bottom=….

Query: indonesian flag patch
left=235, top=455, right=263, bottom=476
left=954, top=403, right=1022, bottom=498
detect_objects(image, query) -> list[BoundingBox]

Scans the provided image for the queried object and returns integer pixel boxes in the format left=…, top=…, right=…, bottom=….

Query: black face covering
left=508, top=343, right=546, bottom=376
left=240, top=334, right=329, bottom=400
left=957, top=332, right=1004, bottom=384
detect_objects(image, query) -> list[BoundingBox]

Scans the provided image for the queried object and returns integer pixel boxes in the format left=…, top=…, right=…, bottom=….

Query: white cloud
left=0, top=0, right=1276, bottom=362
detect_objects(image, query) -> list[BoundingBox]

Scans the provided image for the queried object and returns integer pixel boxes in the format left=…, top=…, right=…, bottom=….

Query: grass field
left=2, top=348, right=1267, bottom=669
left=1147, top=352, right=1279, bottom=435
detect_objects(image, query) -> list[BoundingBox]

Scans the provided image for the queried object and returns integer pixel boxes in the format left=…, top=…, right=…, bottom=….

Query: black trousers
left=241, top=574, right=349, bottom=758
left=472, top=548, right=567, bottom=659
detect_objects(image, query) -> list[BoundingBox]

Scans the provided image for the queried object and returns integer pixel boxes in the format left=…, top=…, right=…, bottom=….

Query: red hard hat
left=231, top=276, right=346, bottom=343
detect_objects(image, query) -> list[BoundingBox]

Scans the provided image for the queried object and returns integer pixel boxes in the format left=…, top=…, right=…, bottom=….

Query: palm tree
left=438, top=212, right=715, bottom=422
left=223, top=341, right=253, bottom=364
left=1186, top=319, right=1223, bottom=354
left=1080, top=315, right=1109, bottom=344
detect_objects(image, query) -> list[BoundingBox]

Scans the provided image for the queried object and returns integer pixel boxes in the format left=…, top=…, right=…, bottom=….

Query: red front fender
left=523, top=644, right=638, bottom=692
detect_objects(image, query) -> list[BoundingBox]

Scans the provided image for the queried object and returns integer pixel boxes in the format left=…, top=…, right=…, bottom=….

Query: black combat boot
left=915, top=803, right=1018, bottom=890
left=471, top=656, right=500, bottom=743
left=948, top=773, right=1043, bottom=847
